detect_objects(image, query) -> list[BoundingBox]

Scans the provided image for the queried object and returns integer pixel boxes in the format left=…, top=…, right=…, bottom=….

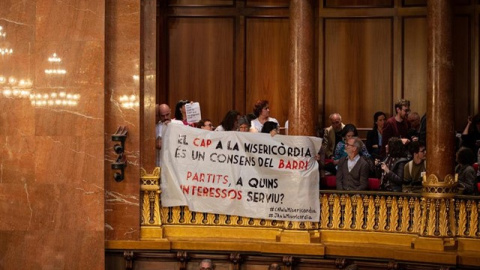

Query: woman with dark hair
left=377, top=137, right=409, bottom=192
left=261, top=121, right=278, bottom=136
left=366, top=111, right=386, bottom=159
left=174, top=100, right=190, bottom=125
left=251, top=100, right=278, bottom=132
left=214, top=110, right=240, bottom=131
left=333, top=124, right=370, bottom=164
left=455, top=147, right=477, bottom=195
left=461, top=113, right=480, bottom=154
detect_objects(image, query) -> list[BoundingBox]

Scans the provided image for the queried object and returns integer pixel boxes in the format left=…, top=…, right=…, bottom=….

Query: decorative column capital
left=422, top=173, right=458, bottom=199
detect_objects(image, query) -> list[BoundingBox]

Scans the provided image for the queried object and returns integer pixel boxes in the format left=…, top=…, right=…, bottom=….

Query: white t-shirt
left=250, top=117, right=279, bottom=133
left=156, top=119, right=183, bottom=167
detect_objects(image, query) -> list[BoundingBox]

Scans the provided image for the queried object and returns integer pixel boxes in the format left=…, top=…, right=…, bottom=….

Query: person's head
left=156, top=104, right=171, bottom=123
left=246, top=113, right=257, bottom=123
left=387, top=137, right=406, bottom=158
left=394, top=99, right=410, bottom=120
left=373, top=111, right=386, bottom=130
left=469, top=114, right=480, bottom=134
left=456, top=147, right=475, bottom=165
left=268, top=263, right=281, bottom=270
left=408, top=112, right=421, bottom=130
left=196, top=119, right=213, bottom=131
left=261, top=121, right=278, bottom=135
left=237, top=116, right=250, bottom=132
left=409, top=140, right=426, bottom=163
left=341, top=124, right=358, bottom=141
left=199, top=259, right=214, bottom=270
left=253, top=100, right=270, bottom=118
left=220, top=110, right=241, bottom=131
left=174, top=100, right=190, bottom=120
left=346, top=137, right=363, bottom=157
left=329, top=113, right=343, bottom=131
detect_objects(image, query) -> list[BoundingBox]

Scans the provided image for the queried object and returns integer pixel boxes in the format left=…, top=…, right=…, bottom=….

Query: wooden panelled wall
left=157, top=0, right=478, bottom=132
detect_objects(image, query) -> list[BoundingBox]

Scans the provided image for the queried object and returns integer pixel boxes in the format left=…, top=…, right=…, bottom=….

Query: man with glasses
left=199, top=259, right=214, bottom=270
left=336, top=137, right=370, bottom=191
left=196, top=119, right=214, bottom=131
left=403, top=141, right=426, bottom=193
left=381, top=99, right=411, bottom=157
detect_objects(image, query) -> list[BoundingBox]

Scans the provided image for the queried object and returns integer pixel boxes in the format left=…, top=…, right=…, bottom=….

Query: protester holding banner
left=261, top=121, right=279, bottom=136
left=250, top=100, right=279, bottom=133
left=196, top=119, right=214, bottom=131
left=161, top=124, right=322, bottom=222
left=237, top=116, right=251, bottom=132
left=214, top=110, right=241, bottom=131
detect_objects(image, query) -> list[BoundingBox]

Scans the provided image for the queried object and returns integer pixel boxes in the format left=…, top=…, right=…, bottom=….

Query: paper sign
left=185, top=102, right=201, bottom=124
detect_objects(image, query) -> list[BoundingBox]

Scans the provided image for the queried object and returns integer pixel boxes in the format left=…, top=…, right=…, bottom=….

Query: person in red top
left=381, top=99, right=411, bottom=157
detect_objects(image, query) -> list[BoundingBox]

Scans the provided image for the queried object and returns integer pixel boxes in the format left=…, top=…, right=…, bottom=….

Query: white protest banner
left=161, top=124, right=322, bottom=222
left=185, top=102, right=201, bottom=124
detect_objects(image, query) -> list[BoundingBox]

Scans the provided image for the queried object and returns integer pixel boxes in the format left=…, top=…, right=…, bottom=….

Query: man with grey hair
left=199, top=259, right=214, bottom=270
left=336, top=137, right=370, bottom=191
left=323, top=113, right=345, bottom=159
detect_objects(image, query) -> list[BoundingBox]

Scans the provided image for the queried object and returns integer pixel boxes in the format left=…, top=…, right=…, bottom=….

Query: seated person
left=455, top=147, right=477, bottom=195
left=196, top=119, right=213, bottom=131
left=261, top=121, right=278, bottom=136
left=333, top=124, right=371, bottom=164
left=326, top=124, right=371, bottom=175
left=323, top=113, right=345, bottom=159
left=403, top=141, right=426, bottom=193
left=377, top=137, right=409, bottom=192
left=336, top=137, right=370, bottom=191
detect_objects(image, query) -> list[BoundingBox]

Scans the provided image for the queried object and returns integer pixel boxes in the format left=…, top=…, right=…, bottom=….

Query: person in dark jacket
left=336, top=137, right=370, bottom=191
left=455, top=147, right=477, bottom=195
left=377, top=137, right=409, bottom=192
left=366, top=111, right=386, bottom=160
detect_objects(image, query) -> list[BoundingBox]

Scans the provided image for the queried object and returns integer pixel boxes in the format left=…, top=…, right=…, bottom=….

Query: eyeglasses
left=345, top=143, right=354, bottom=147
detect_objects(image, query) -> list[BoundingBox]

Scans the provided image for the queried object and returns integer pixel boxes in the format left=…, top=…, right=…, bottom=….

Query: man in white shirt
left=156, top=104, right=172, bottom=167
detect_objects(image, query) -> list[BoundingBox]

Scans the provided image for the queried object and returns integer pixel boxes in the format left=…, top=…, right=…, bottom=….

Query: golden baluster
left=378, top=196, right=387, bottom=232
left=332, top=195, right=341, bottom=229
left=344, top=195, right=352, bottom=230
left=390, top=197, right=399, bottom=232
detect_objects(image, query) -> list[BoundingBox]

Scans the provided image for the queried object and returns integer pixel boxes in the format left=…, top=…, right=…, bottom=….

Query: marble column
left=289, top=0, right=315, bottom=136
left=426, top=0, right=455, bottom=181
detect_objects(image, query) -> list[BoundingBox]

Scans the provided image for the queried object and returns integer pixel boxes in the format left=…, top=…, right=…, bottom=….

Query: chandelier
left=0, top=26, right=13, bottom=56
left=29, top=52, right=80, bottom=107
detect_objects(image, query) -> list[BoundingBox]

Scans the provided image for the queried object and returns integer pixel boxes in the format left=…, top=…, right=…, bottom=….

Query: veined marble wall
left=0, top=0, right=107, bottom=268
